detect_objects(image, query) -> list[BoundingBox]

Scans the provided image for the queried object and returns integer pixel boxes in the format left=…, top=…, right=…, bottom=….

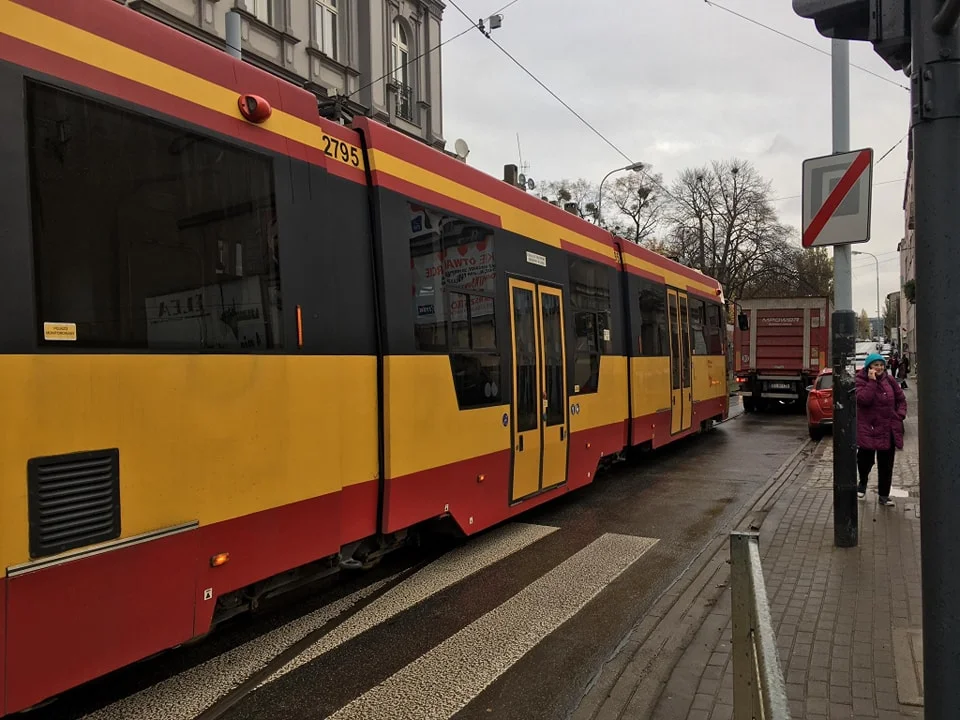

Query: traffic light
left=792, top=0, right=911, bottom=71
left=792, top=0, right=870, bottom=39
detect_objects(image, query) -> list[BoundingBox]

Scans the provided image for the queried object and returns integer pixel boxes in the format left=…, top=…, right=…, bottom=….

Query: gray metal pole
left=854, top=250, right=882, bottom=336
left=876, top=258, right=880, bottom=336
left=913, top=0, right=960, bottom=713
left=225, top=10, right=242, bottom=60
left=831, top=38, right=858, bottom=548
left=832, top=39, right=852, bottom=310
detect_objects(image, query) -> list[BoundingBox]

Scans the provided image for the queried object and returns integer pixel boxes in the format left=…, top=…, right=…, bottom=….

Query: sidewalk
left=574, top=385, right=923, bottom=720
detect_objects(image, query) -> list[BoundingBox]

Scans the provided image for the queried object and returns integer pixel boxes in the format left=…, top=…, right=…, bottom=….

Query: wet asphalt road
left=32, top=400, right=808, bottom=720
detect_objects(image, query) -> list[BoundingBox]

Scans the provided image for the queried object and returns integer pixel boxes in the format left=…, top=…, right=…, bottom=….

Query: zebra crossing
left=82, top=522, right=658, bottom=720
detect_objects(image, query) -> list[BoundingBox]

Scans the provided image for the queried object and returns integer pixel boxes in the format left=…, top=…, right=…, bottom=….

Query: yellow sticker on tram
left=43, top=322, right=78, bottom=341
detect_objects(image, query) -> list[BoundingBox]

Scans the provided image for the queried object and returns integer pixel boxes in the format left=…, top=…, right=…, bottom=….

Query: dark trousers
left=857, top=447, right=895, bottom=497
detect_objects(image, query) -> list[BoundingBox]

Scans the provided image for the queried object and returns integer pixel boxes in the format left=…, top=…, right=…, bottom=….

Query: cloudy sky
left=441, top=0, right=910, bottom=317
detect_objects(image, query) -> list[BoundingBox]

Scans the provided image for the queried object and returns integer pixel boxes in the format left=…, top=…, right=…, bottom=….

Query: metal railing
left=730, top=531, right=791, bottom=720
left=395, top=82, right=414, bottom=122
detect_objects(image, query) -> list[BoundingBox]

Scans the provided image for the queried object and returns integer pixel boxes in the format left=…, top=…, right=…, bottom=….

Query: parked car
left=806, top=368, right=834, bottom=440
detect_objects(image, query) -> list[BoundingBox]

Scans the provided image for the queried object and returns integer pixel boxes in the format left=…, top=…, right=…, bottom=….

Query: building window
left=637, top=279, right=668, bottom=357
left=315, top=0, right=338, bottom=58
left=391, top=19, right=413, bottom=121
left=27, top=81, right=283, bottom=351
left=249, top=0, right=274, bottom=25
left=408, top=203, right=500, bottom=408
left=569, top=257, right=612, bottom=394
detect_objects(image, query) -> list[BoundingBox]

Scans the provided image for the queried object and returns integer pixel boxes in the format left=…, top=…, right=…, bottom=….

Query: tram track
left=195, top=559, right=429, bottom=720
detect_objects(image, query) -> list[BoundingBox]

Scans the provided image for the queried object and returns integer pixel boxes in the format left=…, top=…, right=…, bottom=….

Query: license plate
left=770, top=383, right=791, bottom=390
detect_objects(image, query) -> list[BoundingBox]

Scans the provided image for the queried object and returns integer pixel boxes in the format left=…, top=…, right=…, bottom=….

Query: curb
left=570, top=436, right=814, bottom=720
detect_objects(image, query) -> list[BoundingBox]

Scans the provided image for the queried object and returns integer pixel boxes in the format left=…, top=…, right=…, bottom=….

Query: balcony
left=395, top=82, right=415, bottom=123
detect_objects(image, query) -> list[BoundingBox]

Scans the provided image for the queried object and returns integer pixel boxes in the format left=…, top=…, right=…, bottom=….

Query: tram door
left=667, top=289, right=693, bottom=434
left=508, top=279, right=569, bottom=502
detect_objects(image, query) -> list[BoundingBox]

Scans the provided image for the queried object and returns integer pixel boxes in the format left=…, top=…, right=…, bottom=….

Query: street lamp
left=596, top=161, right=646, bottom=224
left=853, top=250, right=881, bottom=339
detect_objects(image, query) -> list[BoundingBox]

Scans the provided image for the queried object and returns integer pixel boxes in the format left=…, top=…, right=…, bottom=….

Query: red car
left=806, top=368, right=833, bottom=440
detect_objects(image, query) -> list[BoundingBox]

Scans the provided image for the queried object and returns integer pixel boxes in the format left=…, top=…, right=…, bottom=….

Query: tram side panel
left=0, top=9, right=379, bottom=713
left=623, top=266, right=728, bottom=448
left=366, top=181, right=513, bottom=536
left=564, top=256, right=629, bottom=491
left=356, top=118, right=632, bottom=536
left=626, top=272, right=674, bottom=447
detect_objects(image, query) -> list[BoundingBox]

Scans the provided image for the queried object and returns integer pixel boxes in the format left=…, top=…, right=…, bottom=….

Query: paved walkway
left=574, top=386, right=923, bottom=720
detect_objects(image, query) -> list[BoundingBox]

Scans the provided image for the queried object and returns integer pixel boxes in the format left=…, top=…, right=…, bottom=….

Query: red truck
left=732, top=297, right=833, bottom=412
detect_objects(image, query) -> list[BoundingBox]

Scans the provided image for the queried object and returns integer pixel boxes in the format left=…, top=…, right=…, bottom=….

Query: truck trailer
left=732, top=297, right=833, bottom=411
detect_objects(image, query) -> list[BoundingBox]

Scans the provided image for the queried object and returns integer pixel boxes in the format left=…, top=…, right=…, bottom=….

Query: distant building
left=886, top=290, right=901, bottom=349
left=122, top=0, right=446, bottom=149
left=900, top=135, right=916, bottom=364
left=869, top=316, right=884, bottom=340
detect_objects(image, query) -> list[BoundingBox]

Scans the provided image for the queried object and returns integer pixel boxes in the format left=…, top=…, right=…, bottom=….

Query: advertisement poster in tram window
left=145, top=276, right=272, bottom=349
left=409, top=205, right=495, bottom=327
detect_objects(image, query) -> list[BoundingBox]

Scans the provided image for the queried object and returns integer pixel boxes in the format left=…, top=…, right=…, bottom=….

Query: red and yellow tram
left=0, top=0, right=728, bottom=713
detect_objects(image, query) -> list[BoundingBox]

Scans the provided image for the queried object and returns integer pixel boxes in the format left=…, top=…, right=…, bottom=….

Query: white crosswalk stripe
left=82, top=577, right=397, bottom=720
left=262, top=521, right=558, bottom=684
left=327, top=532, right=658, bottom=720
left=81, top=521, right=557, bottom=720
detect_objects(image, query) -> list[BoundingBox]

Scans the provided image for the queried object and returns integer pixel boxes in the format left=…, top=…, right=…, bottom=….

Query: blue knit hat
left=864, top=352, right=886, bottom=368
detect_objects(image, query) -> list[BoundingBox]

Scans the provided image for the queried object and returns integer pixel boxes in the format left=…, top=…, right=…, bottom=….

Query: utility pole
left=854, top=250, right=882, bottom=337
left=831, top=38, right=858, bottom=548
left=792, top=0, right=956, bottom=709
left=913, top=0, right=960, bottom=714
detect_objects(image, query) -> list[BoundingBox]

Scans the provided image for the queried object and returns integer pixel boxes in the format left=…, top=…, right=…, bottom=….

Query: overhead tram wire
left=447, top=0, right=909, bottom=219
left=772, top=177, right=906, bottom=203
left=444, top=0, right=911, bottom=228
left=445, top=0, right=632, bottom=164
left=702, top=0, right=911, bottom=92
left=443, top=0, right=694, bottom=210
left=348, top=0, right=524, bottom=100
left=875, top=132, right=909, bottom=164
left=771, top=134, right=909, bottom=202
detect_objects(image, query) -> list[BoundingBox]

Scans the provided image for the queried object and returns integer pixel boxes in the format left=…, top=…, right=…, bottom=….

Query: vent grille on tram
left=27, top=449, right=121, bottom=559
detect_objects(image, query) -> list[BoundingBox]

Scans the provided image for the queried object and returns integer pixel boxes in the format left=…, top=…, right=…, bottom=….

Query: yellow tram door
left=667, top=289, right=693, bottom=434
left=678, top=292, right=693, bottom=431
left=509, top=279, right=542, bottom=501
left=537, top=285, right=568, bottom=491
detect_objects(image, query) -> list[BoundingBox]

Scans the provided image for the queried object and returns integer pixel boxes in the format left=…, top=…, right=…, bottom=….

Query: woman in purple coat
left=856, top=352, right=907, bottom=505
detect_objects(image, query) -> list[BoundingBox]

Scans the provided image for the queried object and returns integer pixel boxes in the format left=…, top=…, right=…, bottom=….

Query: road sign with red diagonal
left=801, top=148, right=874, bottom=248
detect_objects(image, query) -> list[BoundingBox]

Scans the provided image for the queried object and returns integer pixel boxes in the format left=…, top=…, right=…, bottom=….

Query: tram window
left=706, top=303, right=725, bottom=355
left=668, top=293, right=681, bottom=390
left=541, top=293, right=565, bottom=427
left=27, top=82, right=283, bottom=351
left=410, top=209, right=447, bottom=352
left=449, top=353, right=502, bottom=408
left=569, top=256, right=612, bottom=394
left=637, top=279, right=668, bottom=357
left=690, top=299, right=709, bottom=355
left=512, top=286, right=538, bottom=432
left=680, top=296, right=692, bottom=383
left=409, top=203, right=500, bottom=407
left=449, top=292, right=471, bottom=351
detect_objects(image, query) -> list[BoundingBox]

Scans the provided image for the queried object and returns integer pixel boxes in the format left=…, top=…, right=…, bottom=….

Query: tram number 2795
left=322, top=135, right=361, bottom=168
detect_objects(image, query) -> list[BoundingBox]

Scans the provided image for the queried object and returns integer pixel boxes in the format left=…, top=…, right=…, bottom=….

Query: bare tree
left=537, top=178, right=602, bottom=223
left=663, top=159, right=796, bottom=300
left=859, top=309, right=872, bottom=339
left=793, top=246, right=834, bottom=297
left=606, top=171, right=665, bottom=244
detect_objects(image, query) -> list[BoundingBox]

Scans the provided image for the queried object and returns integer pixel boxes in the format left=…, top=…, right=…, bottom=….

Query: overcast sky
left=441, top=0, right=910, bottom=317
